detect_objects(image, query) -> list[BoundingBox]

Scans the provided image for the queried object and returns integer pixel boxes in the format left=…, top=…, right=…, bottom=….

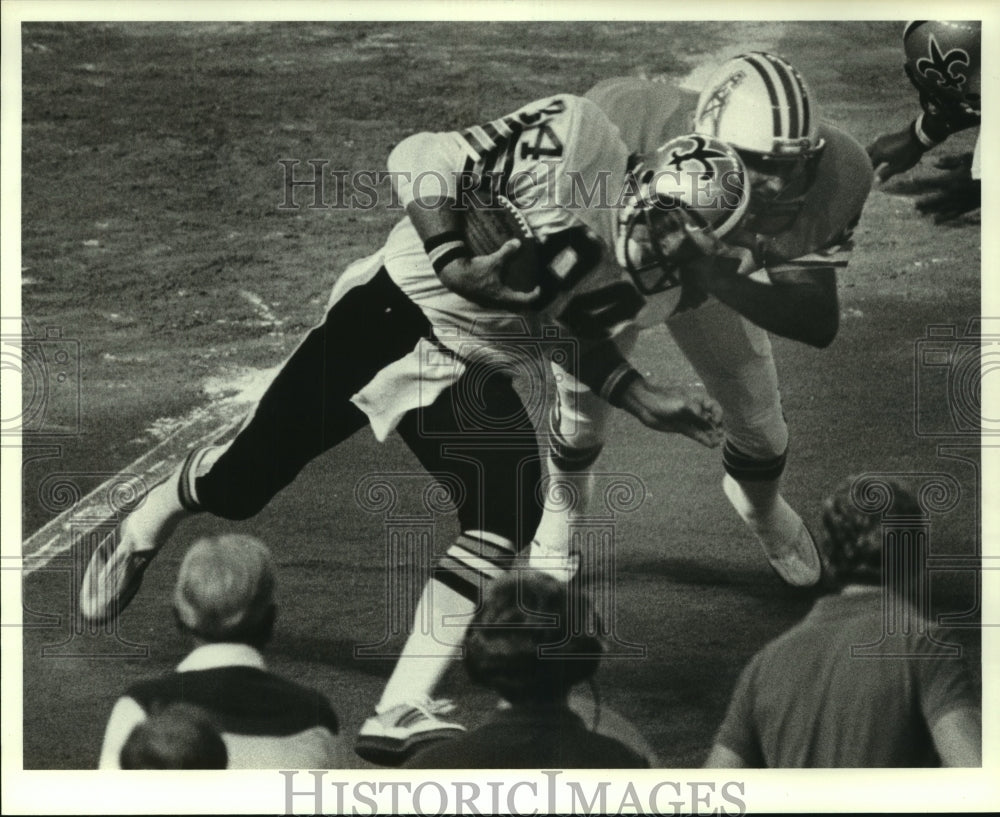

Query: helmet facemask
left=738, top=143, right=825, bottom=234
left=616, top=134, right=750, bottom=294
left=619, top=193, right=711, bottom=294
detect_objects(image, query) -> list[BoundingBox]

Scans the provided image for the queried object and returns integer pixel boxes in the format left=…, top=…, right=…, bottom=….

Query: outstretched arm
left=868, top=77, right=981, bottom=183
left=682, top=254, right=839, bottom=349
left=617, top=376, right=724, bottom=448
left=674, top=210, right=859, bottom=349
left=571, top=331, right=723, bottom=448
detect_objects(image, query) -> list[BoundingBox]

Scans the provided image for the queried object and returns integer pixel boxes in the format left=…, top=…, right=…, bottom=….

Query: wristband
left=606, top=367, right=644, bottom=408
left=912, top=113, right=946, bottom=149
left=424, top=231, right=471, bottom=275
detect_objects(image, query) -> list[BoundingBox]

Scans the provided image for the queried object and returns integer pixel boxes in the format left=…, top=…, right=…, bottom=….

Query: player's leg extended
left=529, top=360, right=611, bottom=580
left=666, top=301, right=821, bottom=587
left=80, top=266, right=431, bottom=623
left=356, top=367, right=543, bottom=765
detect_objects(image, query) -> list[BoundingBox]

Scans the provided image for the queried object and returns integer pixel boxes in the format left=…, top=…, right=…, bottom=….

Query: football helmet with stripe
left=694, top=52, right=825, bottom=233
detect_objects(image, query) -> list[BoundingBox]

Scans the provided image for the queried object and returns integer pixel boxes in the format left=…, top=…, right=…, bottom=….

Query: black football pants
left=189, top=267, right=543, bottom=549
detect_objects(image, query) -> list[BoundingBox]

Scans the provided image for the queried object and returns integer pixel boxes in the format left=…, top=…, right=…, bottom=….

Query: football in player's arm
left=387, top=96, right=724, bottom=446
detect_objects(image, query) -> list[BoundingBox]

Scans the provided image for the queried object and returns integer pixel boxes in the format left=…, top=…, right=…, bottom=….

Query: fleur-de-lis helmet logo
left=916, top=34, right=970, bottom=90
left=665, top=135, right=730, bottom=180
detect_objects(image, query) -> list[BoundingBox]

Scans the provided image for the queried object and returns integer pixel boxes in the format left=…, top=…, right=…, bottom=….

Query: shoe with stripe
left=79, top=520, right=159, bottom=625
left=355, top=698, right=465, bottom=766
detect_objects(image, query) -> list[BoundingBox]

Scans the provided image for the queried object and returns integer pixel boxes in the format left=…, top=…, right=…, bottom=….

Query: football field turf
left=14, top=17, right=985, bottom=786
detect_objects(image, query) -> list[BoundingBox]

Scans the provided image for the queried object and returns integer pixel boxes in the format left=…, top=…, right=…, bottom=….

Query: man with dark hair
left=98, top=535, right=344, bottom=769
left=404, top=572, right=649, bottom=768
left=704, top=476, right=981, bottom=768
left=119, top=703, right=228, bottom=770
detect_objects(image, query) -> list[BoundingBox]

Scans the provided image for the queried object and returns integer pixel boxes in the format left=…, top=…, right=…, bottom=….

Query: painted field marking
left=20, top=365, right=279, bottom=575
left=20, top=408, right=245, bottom=575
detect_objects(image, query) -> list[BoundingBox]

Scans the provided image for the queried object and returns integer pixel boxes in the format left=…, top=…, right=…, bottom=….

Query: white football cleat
left=528, top=539, right=580, bottom=583
left=79, top=519, right=160, bottom=625
left=355, top=697, right=465, bottom=766
left=723, top=474, right=822, bottom=588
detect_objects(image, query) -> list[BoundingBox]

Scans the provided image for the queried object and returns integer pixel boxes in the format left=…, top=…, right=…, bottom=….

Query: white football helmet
left=617, top=133, right=749, bottom=295
left=693, top=52, right=825, bottom=232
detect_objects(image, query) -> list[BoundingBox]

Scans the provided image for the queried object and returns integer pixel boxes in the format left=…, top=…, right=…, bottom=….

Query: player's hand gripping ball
left=461, top=194, right=540, bottom=293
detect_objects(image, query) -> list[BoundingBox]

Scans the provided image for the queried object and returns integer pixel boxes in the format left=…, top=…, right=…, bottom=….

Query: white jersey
left=330, top=95, right=682, bottom=437
left=381, top=95, right=684, bottom=355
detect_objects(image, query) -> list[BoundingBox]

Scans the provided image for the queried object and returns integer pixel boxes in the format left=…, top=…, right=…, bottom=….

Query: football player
left=867, top=21, right=981, bottom=183
left=527, top=53, right=873, bottom=589
left=80, top=93, right=725, bottom=765
left=357, top=97, right=737, bottom=764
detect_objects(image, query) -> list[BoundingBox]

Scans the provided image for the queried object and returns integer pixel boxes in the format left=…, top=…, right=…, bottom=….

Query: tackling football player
left=525, top=53, right=873, bottom=589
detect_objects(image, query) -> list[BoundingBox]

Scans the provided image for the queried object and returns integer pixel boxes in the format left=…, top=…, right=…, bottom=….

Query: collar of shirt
left=808, top=587, right=887, bottom=619
left=489, top=703, right=589, bottom=729
left=176, top=642, right=266, bottom=673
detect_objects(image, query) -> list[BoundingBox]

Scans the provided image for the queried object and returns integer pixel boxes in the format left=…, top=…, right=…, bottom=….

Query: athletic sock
left=376, top=530, right=513, bottom=711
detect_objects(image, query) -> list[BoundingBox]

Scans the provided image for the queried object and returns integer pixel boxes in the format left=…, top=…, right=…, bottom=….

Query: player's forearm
left=689, top=257, right=839, bottom=348
left=911, top=109, right=969, bottom=149
left=574, top=337, right=643, bottom=406
left=915, top=91, right=981, bottom=144
left=405, top=199, right=473, bottom=279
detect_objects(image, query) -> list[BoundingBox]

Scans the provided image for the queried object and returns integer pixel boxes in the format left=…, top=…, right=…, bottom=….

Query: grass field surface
left=7, top=12, right=994, bottom=814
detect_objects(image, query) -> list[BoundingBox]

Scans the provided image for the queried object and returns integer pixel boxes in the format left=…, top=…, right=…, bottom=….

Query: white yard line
left=21, top=366, right=278, bottom=574
left=21, top=412, right=241, bottom=574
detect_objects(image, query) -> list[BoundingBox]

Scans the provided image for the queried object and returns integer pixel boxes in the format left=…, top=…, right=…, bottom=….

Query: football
left=460, top=194, right=540, bottom=292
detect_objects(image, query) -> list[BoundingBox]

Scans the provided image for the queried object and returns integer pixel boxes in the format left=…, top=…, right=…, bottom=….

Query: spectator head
left=464, top=572, right=603, bottom=705
left=820, top=476, right=924, bottom=595
left=120, top=703, right=227, bottom=769
left=173, top=534, right=276, bottom=647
